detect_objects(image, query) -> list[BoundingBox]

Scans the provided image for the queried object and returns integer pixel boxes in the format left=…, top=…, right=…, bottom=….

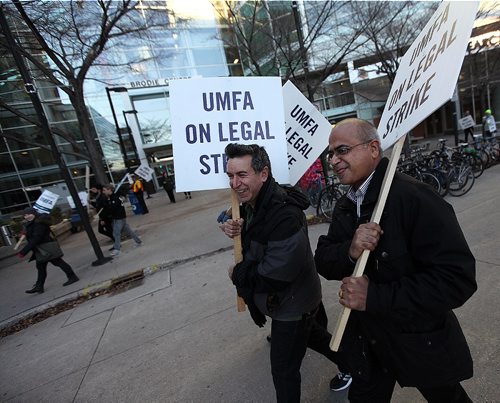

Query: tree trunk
left=71, top=86, right=110, bottom=185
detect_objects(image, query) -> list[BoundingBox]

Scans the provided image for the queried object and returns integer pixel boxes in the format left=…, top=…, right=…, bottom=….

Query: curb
left=0, top=246, right=233, bottom=333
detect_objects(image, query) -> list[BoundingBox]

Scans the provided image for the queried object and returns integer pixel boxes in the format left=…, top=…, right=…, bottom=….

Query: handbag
left=35, top=240, right=63, bottom=263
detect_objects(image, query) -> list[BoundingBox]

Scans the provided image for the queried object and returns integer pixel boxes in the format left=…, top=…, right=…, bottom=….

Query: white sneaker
left=330, top=372, right=352, bottom=391
left=110, top=249, right=120, bottom=256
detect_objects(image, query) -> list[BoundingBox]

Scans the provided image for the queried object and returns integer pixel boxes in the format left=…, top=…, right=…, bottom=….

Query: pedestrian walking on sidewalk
left=132, top=174, right=149, bottom=214
left=315, top=118, right=476, bottom=402
left=18, top=207, right=79, bottom=294
left=219, top=143, right=349, bottom=402
left=102, top=184, right=143, bottom=256
left=482, top=109, right=497, bottom=138
left=89, top=184, right=114, bottom=242
left=162, top=172, right=176, bottom=203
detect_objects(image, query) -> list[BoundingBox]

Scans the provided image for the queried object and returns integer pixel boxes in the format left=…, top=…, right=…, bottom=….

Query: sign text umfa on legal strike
left=381, top=3, right=458, bottom=140
left=185, top=90, right=276, bottom=175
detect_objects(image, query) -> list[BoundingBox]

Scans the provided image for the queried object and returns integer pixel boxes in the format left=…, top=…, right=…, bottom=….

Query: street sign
left=170, top=77, right=288, bottom=192
left=378, top=1, right=479, bottom=150
left=282, top=81, right=332, bottom=185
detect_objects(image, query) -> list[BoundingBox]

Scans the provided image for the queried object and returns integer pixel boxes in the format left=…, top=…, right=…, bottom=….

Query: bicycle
left=316, top=175, right=348, bottom=221
left=304, top=170, right=327, bottom=208
left=428, top=139, right=475, bottom=197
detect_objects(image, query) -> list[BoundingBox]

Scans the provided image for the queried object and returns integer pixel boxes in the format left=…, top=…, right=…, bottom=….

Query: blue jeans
left=112, top=218, right=141, bottom=251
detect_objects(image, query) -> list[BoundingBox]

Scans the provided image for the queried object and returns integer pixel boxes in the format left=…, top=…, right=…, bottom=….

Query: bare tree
left=0, top=0, right=167, bottom=184
left=141, top=118, right=170, bottom=144
left=214, top=1, right=376, bottom=100
left=350, top=1, right=438, bottom=85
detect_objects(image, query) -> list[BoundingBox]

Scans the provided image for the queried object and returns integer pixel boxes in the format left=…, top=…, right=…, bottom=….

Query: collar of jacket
left=336, top=157, right=389, bottom=212
left=244, top=175, right=275, bottom=220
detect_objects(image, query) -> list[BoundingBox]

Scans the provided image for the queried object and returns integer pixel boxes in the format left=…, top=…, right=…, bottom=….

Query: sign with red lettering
left=378, top=1, right=479, bottom=150
left=170, top=77, right=288, bottom=192
left=282, top=81, right=332, bottom=185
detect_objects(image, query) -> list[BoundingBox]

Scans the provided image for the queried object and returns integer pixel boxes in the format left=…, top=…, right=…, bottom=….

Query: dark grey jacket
left=232, top=177, right=321, bottom=324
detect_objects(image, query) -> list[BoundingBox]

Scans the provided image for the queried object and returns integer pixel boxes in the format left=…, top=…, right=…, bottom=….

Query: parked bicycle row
left=398, top=134, right=499, bottom=198
left=305, top=134, right=499, bottom=222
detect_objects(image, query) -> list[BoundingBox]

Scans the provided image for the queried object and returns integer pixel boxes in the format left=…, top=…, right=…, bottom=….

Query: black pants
left=164, top=188, right=176, bottom=203
left=348, top=361, right=472, bottom=403
left=98, top=218, right=114, bottom=241
left=270, top=306, right=344, bottom=403
left=135, top=191, right=149, bottom=213
left=464, top=127, right=474, bottom=143
left=35, top=257, right=76, bottom=287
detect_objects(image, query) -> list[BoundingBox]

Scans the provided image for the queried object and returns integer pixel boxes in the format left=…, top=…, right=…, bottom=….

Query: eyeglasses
left=326, top=141, right=372, bottom=160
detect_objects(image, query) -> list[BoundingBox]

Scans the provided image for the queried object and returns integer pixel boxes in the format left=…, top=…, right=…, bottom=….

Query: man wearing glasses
left=314, top=118, right=476, bottom=402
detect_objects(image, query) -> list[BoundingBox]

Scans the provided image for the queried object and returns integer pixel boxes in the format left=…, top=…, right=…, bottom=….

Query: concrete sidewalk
left=0, top=188, right=232, bottom=328
left=1, top=165, right=499, bottom=402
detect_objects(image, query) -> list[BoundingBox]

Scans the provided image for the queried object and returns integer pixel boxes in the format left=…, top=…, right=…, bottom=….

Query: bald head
left=327, top=118, right=382, bottom=188
left=331, top=118, right=381, bottom=145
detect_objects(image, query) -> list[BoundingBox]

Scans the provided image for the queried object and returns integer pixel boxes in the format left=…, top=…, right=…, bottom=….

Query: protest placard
left=378, top=1, right=479, bottom=150
left=134, top=164, right=155, bottom=182
left=67, top=192, right=88, bottom=209
left=170, top=77, right=288, bottom=192
left=282, top=81, right=332, bottom=185
left=459, top=115, right=475, bottom=129
left=33, top=190, right=59, bottom=214
left=331, top=1, right=480, bottom=352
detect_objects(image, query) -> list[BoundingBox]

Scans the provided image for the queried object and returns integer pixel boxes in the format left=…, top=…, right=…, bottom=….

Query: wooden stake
left=231, top=189, right=246, bottom=312
left=330, top=135, right=406, bottom=352
left=13, top=234, right=26, bottom=251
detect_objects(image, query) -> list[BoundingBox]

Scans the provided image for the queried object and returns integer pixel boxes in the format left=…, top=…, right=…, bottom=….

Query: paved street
left=1, top=165, right=499, bottom=402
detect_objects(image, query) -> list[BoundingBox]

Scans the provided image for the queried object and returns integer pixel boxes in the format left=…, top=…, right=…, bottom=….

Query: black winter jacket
left=106, top=193, right=127, bottom=220
left=315, top=158, right=477, bottom=387
left=91, top=192, right=113, bottom=221
left=232, top=177, right=321, bottom=324
left=19, top=214, right=56, bottom=262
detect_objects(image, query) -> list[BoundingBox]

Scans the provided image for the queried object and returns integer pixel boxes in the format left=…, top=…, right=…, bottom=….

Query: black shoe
left=330, top=372, right=352, bottom=391
left=63, top=276, right=79, bottom=287
left=25, top=285, right=44, bottom=294
left=108, top=246, right=115, bottom=251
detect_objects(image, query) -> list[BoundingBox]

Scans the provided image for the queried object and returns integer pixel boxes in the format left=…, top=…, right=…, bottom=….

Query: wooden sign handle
left=13, top=234, right=26, bottom=251
left=330, top=135, right=406, bottom=351
left=231, top=189, right=246, bottom=312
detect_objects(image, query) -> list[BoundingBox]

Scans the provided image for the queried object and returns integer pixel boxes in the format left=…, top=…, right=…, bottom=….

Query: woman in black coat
left=18, top=207, right=79, bottom=294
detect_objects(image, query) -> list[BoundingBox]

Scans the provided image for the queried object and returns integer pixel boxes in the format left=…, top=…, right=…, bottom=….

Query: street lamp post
left=105, top=86, right=129, bottom=169
left=123, top=110, right=140, bottom=166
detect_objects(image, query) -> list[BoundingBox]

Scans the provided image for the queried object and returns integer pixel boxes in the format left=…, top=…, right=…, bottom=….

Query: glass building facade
left=0, top=0, right=241, bottom=216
